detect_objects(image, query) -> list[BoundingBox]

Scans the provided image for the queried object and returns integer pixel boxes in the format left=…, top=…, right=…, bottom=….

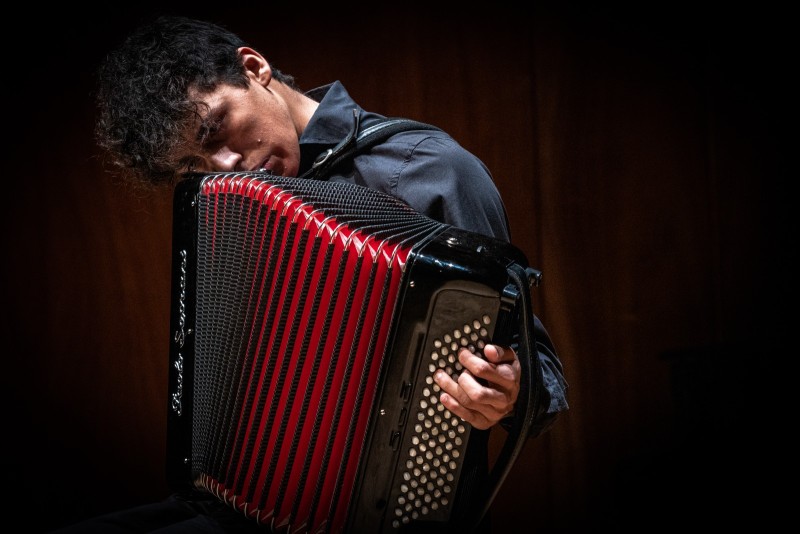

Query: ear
left=238, top=46, right=272, bottom=87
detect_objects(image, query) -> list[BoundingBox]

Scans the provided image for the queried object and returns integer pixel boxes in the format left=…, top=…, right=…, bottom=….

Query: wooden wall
left=5, top=4, right=786, bottom=532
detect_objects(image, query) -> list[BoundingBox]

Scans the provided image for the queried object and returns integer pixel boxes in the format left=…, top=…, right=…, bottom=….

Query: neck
left=273, top=80, right=319, bottom=136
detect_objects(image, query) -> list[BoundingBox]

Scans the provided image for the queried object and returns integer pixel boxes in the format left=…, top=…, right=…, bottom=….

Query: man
left=78, top=15, right=567, bottom=533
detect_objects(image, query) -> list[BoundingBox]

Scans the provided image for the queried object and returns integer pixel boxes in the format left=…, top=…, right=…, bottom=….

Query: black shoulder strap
left=299, top=109, right=443, bottom=180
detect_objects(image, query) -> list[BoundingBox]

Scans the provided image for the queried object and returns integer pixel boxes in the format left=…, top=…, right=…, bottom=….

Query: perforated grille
left=390, top=315, right=493, bottom=528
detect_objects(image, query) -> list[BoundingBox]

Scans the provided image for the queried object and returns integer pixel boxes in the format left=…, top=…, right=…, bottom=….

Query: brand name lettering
left=171, top=249, right=189, bottom=416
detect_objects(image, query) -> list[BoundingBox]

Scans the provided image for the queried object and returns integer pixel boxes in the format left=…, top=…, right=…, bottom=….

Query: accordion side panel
left=345, top=255, right=506, bottom=533
left=167, top=180, right=201, bottom=489
left=167, top=172, right=530, bottom=534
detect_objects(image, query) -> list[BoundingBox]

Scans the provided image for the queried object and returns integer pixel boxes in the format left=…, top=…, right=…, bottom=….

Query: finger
left=456, top=371, right=515, bottom=415
left=458, top=348, right=519, bottom=392
left=434, top=369, right=505, bottom=428
left=437, top=390, right=494, bottom=430
left=457, top=348, right=520, bottom=415
left=434, top=367, right=512, bottom=420
left=483, top=343, right=513, bottom=364
left=432, top=368, right=459, bottom=400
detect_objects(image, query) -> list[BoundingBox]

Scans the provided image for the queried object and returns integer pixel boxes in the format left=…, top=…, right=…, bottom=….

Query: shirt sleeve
left=523, top=316, right=570, bottom=437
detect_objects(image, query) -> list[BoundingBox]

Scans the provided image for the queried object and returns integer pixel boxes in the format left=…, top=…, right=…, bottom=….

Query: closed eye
left=197, top=112, right=225, bottom=148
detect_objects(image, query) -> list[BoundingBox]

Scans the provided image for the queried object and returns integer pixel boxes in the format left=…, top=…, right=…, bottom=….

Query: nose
left=209, top=146, right=243, bottom=171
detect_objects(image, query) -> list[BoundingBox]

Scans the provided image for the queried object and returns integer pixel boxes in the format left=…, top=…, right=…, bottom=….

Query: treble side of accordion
left=166, top=172, right=530, bottom=533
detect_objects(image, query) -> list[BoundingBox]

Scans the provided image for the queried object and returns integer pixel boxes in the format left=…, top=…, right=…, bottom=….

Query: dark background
left=4, top=3, right=789, bottom=532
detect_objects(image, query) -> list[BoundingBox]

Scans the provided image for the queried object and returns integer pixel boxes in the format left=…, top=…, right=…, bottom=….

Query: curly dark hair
left=95, top=16, right=297, bottom=187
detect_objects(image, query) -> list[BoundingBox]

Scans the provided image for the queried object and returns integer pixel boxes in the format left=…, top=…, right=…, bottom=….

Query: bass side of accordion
left=166, top=172, right=538, bottom=533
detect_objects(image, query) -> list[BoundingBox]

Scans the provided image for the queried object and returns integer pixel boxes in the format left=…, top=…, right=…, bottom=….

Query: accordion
left=166, top=172, right=541, bottom=533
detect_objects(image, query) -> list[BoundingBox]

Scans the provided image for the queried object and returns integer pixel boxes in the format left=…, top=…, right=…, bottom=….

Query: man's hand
left=432, top=344, right=521, bottom=430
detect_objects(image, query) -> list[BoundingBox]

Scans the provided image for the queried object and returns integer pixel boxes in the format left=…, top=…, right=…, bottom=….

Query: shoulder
left=386, top=129, right=495, bottom=195
left=357, top=127, right=510, bottom=239
left=352, top=127, right=493, bottom=204
left=375, top=128, right=491, bottom=181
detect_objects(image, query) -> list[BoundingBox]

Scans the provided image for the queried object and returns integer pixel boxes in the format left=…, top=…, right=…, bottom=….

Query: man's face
left=178, top=80, right=301, bottom=178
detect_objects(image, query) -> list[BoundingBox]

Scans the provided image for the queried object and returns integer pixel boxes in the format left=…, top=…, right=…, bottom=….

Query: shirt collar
left=300, top=81, right=363, bottom=146
left=298, top=81, right=385, bottom=175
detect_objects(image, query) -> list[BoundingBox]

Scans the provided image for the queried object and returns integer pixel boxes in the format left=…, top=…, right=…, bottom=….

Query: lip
left=256, top=156, right=282, bottom=176
left=256, top=157, right=270, bottom=172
